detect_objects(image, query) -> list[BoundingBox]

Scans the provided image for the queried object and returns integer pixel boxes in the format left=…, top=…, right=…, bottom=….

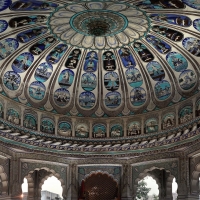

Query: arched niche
left=145, top=118, right=158, bottom=134
left=0, top=165, right=8, bottom=195
left=23, top=110, right=37, bottom=130
left=75, top=122, right=89, bottom=138
left=92, top=123, right=106, bottom=138
left=6, top=107, right=20, bottom=125
left=162, top=112, right=175, bottom=130
left=79, top=171, right=119, bottom=200
left=179, top=105, right=193, bottom=124
left=127, top=121, right=141, bottom=136
left=58, top=117, right=72, bottom=137
left=41, top=116, right=55, bottom=134
left=24, top=167, right=66, bottom=199
left=133, top=167, right=175, bottom=200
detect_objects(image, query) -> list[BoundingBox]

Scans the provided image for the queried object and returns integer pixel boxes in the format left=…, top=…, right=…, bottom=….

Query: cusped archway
left=79, top=171, right=119, bottom=200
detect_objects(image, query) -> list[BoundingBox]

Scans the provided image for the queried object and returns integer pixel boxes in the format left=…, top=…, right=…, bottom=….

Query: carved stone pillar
left=70, top=164, right=78, bottom=200
left=10, top=157, right=22, bottom=200
left=72, top=118, right=76, bottom=137
left=175, top=106, right=179, bottom=126
left=37, top=112, right=41, bottom=132
left=106, top=120, right=110, bottom=138
left=158, top=113, right=162, bottom=131
left=123, top=118, right=127, bottom=137
left=89, top=120, right=93, bottom=138
left=121, top=164, right=132, bottom=200
left=20, top=106, right=25, bottom=127
left=141, top=117, right=144, bottom=134
left=54, top=116, right=59, bottom=136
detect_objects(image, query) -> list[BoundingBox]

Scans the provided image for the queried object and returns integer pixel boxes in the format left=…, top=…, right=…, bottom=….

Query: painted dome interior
left=0, top=0, right=200, bottom=153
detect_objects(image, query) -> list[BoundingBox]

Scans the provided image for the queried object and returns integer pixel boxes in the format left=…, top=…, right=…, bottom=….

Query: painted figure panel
left=133, top=42, right=154, bottom=62
left=179, top=106, right=193, bottom=124
left=146, top=35, right=171, bottom=54
left=0, top=38, right=19, bottom=60
left=54, top=88, right=70, bottom=107
left=110, top=124, right=123, bottom=137
left=182, top=37, right=200, bottom=57
left=3, top=71, right=21, bottom=90
left=34, top=62, right=53, bottom=82
left=127, top=121, right=141, bottom=136
left=155, top=80, right=171, bottom=100
left=30, top=36, right=56, bottom=55
left=10, top=0, right=58, bottom=11
left=130, top=87, right=146, bottom=106
left=145, top=118, right=158, bottom=133
left=0, top=20, right=8, bottom=33
left=0, top=0, right=11, bottom=11
left=179, top=69, right=196, bottom=90
left=105, top=91, right=121, bottom=109
left=0, top=103, right=4, bottom=118
left=166, top=52, right=188, bottom=72
left=162, top=113, right=175, bottom=130
left=146, top=61, right=165, bottom=81
left=93, top=124, right=106, bottom=138
left=196, top=99, right=200, bottom=116
left=79, top=91, right=95, bottom=109
left=65, top=49, right=81, bottom=69
left=58, top=69, right=74, bottom=89
left=125, top=68, right=143, bottom=87
left=150, top=14, right=192, bottom=27
left=83, top=51, right=98, bottom=72
left=183, top=0, right=200, bottom=9
left=103, top=51, right=116, bottom=71
left=16, top=27, right=48, bottom=43
left=136, top=0, right=185, bottom=9
left=12, top=52, right=34, bottom=73
left=41, top=118, right=54, bottom=134
left=29, top=81, right=46, bottom=100
left=152, top=25, right=183, bottom=42
left=104, top=72, right=119, bottom=91
left=9, top=15, right=47, bottom=28
left=7, top=108, right=20, bottom=125
left=118, top=47, right=136, bottom=68
left=24, top=114, right=37, bottom=130
left=75, top=123, right=89, bottom=138
left=81, top=73, right=96, bottom=92
left=46, top=44, right=68, bottom=64
left=58, top=121, right=71, bottom=137
left=193, top=19, right=200, bottom=32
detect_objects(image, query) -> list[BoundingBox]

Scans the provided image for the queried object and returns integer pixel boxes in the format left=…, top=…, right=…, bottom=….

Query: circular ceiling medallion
left=48, top=2, right=150, bottom=49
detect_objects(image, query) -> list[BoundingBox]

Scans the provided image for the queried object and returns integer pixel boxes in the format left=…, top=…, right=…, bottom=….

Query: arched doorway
left=21, top=178, right=28, bottom=199
left=79, top=172, right=119, bottom=200
left=41, top=176, right=63, bottom=200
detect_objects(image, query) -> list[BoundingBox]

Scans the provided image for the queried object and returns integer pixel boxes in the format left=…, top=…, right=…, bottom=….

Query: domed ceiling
left=0, top=0, right=200, bottom=143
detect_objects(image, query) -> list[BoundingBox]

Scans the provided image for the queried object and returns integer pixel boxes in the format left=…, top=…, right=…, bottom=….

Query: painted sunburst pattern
left=0, top=0, right=199, bottom=139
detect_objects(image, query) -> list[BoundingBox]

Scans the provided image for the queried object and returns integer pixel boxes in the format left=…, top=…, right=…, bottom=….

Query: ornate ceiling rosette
left=48, top=2, right=150, bottom=49
left=0, top=0, right=199, bottom=143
